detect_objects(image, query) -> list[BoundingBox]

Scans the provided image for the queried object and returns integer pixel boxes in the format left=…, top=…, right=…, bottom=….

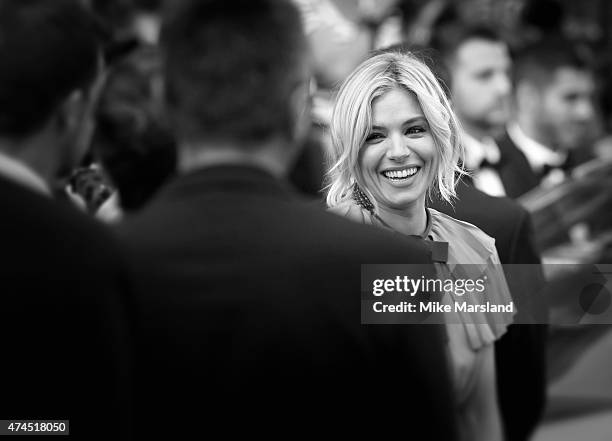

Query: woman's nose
left=387, top=133, right=412, bottom=160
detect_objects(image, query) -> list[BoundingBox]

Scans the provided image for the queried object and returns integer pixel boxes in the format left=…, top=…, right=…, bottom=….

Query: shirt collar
left=0, top=150, right=51, bottom=196
left=157, top=164, right=295, bottom=203
left=507, top=122, right=567, bottom=172
left=461, top=131, right=501, bottom=170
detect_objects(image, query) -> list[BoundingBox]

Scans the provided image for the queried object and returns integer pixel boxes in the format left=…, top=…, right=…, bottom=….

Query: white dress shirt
left=462, top=131, right=507, bottom=197
left=0, top=150, right=50, bottom=196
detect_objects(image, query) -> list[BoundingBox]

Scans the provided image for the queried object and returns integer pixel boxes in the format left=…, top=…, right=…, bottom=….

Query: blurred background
left=66, top=1, right=612, bottom=439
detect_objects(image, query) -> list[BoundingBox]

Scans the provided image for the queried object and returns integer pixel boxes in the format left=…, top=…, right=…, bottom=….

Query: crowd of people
left=1, top=0, right=610, bottom=440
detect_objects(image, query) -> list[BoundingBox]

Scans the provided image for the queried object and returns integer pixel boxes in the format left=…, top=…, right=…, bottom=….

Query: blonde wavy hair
left=326, top=51, right=465, bottom=211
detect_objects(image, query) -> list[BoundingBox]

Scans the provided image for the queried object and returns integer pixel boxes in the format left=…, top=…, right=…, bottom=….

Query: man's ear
left=56, top=68, right=108, bottom=167
left=55, top=90, right=87, bottom=133
left=56, top=65, right=107, bottom=131
left=288, top=76, right=313, bottom=146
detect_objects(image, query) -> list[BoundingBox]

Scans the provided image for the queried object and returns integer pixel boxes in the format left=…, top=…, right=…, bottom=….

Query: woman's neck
left=377, top=203, right=428, bottom=237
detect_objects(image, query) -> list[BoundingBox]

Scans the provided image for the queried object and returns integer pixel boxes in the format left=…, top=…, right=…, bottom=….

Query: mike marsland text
left=372, top=301, right=515, bottom=313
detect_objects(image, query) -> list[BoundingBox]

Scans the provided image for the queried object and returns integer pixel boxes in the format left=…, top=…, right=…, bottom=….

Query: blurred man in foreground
left=116, top=0, right=457, bottom=439
left=0, top=0, right=132, bottom=438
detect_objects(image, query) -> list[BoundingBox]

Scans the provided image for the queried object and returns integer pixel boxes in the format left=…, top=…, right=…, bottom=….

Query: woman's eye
left=365, top=132, right=384, bottom=143
left=405, top=126, right=426, bottom=135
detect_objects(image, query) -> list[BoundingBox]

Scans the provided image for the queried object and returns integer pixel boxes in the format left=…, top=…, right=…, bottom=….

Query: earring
left=352, top=183, right=374, bottom=212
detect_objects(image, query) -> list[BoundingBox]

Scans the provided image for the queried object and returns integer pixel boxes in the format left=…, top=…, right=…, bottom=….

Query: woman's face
left=358, top=87, right=437, bottom=213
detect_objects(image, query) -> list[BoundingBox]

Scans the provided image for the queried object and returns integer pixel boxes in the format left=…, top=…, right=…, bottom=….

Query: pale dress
left=329, top=202, right=515, bottom=441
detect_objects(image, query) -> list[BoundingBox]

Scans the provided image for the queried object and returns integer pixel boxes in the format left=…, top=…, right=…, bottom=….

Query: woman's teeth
left=382, top=167, right=419, bottom=180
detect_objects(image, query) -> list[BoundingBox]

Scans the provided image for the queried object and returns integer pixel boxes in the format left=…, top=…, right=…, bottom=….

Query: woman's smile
left=380, top=165, right=421, bottom=182
left=359, top=87, right=436, bottom=212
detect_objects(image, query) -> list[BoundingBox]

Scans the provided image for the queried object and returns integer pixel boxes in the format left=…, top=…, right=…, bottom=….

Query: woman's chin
left=378, top=196, right=425, bottom=213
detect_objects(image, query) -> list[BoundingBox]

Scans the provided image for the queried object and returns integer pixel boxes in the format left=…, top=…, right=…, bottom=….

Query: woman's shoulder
left=428, top=208, right=497, bottom=261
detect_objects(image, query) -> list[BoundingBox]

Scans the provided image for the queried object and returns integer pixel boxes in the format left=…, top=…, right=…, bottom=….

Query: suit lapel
left=496, top=131, right=540, bottom=198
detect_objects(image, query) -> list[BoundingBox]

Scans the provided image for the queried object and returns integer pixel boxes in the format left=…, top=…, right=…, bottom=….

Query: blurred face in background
left=450, top=38, right=512, bottom=134
left=355, top=0, right=399, bottom=22
left=532, top=67, right=596, bottom=151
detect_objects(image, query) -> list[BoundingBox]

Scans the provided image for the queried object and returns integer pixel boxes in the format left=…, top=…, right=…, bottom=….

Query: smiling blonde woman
left=326, top=50, right=515, bottom=441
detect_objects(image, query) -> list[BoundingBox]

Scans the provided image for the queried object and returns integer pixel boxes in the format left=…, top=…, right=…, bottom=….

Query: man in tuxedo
left=0, top=1, right=131, bottom=438
left=116, top=1, right=457, bottom=439
left=433, top=25, right=538, bottom=198
left=509, top=37, right=597, bottom=190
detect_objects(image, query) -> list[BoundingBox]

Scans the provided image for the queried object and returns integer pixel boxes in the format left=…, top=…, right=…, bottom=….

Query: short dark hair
left=520, top=0, right=565, bottom=33
left=514, top=37, right=592, bottom=87
left=431, top=24, right=505, bottom=65
left=161, top=0, right=307, bottom=144
left=0, top=0, right=102, bottom=138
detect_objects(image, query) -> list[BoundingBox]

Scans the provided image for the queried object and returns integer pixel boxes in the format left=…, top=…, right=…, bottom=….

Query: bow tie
left=477, top=157, right=501, bottom=171
left=539, top=158, right=572, bottom=179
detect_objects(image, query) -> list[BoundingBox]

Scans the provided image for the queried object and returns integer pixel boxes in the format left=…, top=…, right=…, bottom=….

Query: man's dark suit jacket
left=116, top=165, right=458, bottom=440
left=496, top=129, right=595, bottom=200
left=430, top=181, right=547, bottom=441
left=0, top=176, right=132, bottom=440
left=495, top=130, right=540, bottom=199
